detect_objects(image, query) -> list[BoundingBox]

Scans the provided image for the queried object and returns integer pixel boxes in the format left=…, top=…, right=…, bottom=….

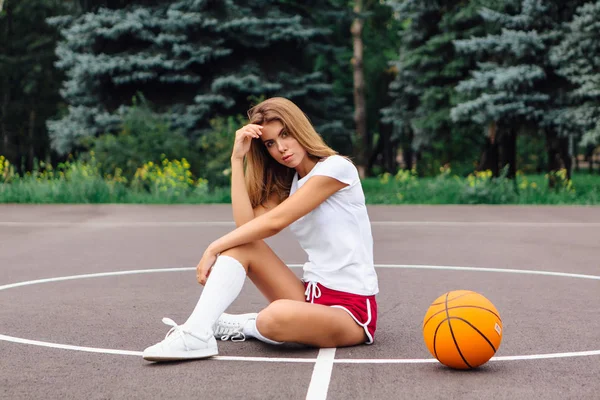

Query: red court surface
left=1, top=205, right=599, bottom=399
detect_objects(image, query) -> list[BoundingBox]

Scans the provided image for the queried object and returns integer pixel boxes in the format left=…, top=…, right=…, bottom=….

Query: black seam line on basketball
left=445, top=292, right=472, bottom=369
left=423, top=305, right=502, bottom=330
left=433, top=318, right=444, bottom=360
left=430, top=291, right=475, bottom=306
left=448, top=316, right=497, bottom=353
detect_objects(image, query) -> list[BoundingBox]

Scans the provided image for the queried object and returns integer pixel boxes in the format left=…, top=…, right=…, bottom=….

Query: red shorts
left=303, top=281, right=377, bottom=344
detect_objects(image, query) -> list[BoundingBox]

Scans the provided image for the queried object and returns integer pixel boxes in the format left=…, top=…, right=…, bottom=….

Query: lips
left=282, top=154, right=293, bottom=162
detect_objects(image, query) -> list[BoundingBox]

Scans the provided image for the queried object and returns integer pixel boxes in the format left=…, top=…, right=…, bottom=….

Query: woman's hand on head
left=231, top=124, right=263, bottom=161
left=196, top=249, right=218, bottom=285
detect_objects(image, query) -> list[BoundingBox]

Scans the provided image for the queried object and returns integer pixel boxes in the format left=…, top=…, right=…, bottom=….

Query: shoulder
left=319, top=155, right=356, bottom=170
left=312, top=155, right=359, bottom=186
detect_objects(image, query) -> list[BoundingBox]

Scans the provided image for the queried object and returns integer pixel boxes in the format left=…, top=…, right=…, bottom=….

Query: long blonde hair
left=245, top=97, right=338, bottom=208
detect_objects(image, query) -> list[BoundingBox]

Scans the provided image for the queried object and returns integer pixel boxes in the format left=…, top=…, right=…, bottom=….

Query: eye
left=281, top=131, right=288, bottom=138
left=265, top=141, right=273, bottom=148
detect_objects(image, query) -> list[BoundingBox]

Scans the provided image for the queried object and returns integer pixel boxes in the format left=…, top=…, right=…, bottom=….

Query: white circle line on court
left=1, top=264, right=599, bottom=364
left=0, top=333, right=599, bottom=364
left=1, top=221, right=600, bottom=228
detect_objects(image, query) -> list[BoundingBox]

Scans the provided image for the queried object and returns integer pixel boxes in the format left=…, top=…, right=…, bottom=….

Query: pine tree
left=381, top=0, right=425, bottom=172
left=452, top=0, right=587, bottom=178
left=361, top=3, right=403, bottom=174
left=0, top=0, right=73, bottom=170
left=551, top=1, right=600, bottom=172
left=47, top=0, right=351, bottom=156
left=383, top=0, right=490, bottom=176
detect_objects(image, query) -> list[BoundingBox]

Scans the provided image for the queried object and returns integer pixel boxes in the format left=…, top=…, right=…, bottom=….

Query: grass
left=0, top=155, right=598, bottom=205
left=362, top=169, right=600, bottom=205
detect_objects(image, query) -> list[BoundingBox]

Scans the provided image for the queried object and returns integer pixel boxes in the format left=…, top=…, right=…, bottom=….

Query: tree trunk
left=500, top=128, right=517, bottom=179
left=478, top=121, right=499, bottom=177
left=367, top=130, right=383, bottom=173
left=558, top=136, right=571, bottom=180
left=0, top=2, right=11, bottom=159
left=545, top=130, right=561, bottom=188
left=1, top=88, right=8, bottom=158
left=415, top=149, right=423, bottom=176
left=28, top=108, right=36, bottom=170
left=403, top=128, right=414, bottom=171
left=381, top=123, right=396, bottom=173
left=351, top=0, right=367, bottom=178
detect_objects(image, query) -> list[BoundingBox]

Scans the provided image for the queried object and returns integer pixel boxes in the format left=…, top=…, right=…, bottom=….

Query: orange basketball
left=422, top=290, right=503, bottom=369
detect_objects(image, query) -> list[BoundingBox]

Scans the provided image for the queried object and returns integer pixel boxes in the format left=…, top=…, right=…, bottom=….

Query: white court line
left=372, top=221, right=600, bottom=228
left=374, top=265, right=600, bottom=281
left=1, top=221, right=600, bottom=228
left=0, top=221, right=235, bottom=227
left=1, top=264, right=599, bottom=365
left=0, top=334, right=317, bottom=362
left=2, top=264, right=599, bottom=292
left=306, top=348, right=336, bottom=400
left=1, top=333, right=599, bottom=363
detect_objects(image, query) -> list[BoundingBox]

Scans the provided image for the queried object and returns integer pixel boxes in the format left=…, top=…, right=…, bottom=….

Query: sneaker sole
left=143, top=348, right=218, bottom=362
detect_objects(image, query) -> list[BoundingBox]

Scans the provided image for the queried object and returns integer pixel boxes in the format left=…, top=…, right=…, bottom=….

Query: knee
left=219, top=241, right=264, bottom=262
left=256, top=299, right=295, bottom=340
left=218, top=242, right=257, bottom=268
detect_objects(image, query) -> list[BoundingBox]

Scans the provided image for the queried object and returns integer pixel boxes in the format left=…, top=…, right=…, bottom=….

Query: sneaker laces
left=304, top=281, right=321, bottom=304
left=161, top=317, right=198, bottom=351
left=214, top=320, right=246, bottom=342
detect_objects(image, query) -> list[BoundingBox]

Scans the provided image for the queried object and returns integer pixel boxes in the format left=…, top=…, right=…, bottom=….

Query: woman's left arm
left=196, top=176, right=347, bottom=284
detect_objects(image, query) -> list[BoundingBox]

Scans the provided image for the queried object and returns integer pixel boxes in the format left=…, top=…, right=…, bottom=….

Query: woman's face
left=260, top=120, right=307, bottom=168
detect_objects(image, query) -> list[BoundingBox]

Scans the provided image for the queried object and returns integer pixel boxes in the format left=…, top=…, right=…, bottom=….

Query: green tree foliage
left=383, top=0, right=489, bottom=176
left=551, top=1, right=600, bottom=151
left=361, top=2, right=403, bottom=174
left=84, top=95, right=193, bottom=180
left=47, top=0, right=352, bottom=156
left=452, top=0, right=587, bottom=178
left=196, top=114, right=245, bottom=188
left=0, top=0, right=73, bottom=170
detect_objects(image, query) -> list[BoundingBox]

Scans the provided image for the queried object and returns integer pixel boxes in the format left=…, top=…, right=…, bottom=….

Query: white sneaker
left=213, top=312, right=258, bottom=342
left=143, top=317, right=218, bottom=362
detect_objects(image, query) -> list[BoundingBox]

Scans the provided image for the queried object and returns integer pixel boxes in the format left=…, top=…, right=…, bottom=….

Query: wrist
left=206, top=242, right=220, bottom=256
left=231, top=156, right=244, bottom=163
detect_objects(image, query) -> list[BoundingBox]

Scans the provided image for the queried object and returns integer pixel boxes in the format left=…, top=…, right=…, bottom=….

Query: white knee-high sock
left=243, top=317, right=283, bottom=345
left=183, top=255, right=246, bottom=335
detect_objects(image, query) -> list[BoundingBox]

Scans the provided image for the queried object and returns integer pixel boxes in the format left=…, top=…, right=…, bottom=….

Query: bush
left=458, top=167, right=519, bottom=204
left=83, top=96, right=193, bottom=181
left=0, top=155, right=17, bottom=183
left=195, top=115, right=246, bottom=188
left=132, top=157, right=208, bottom=202
left=0, top=153, right=220, bottom=204
left=363, top=166, right=598, bottom=205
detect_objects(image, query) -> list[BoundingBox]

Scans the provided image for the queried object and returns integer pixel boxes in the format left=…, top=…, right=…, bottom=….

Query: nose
left=276, top=140, right=287, bottom=153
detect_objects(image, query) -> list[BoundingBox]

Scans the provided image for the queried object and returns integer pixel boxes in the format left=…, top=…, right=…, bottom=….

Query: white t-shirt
left=288, top=155, right=379, bottom=296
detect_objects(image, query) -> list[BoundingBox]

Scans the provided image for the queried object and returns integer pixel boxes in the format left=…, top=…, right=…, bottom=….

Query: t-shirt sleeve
left=312, top=155, right=359, bottom=187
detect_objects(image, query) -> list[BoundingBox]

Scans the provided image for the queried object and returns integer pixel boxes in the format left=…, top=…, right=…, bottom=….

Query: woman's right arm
left=230, top=157, right=254, bottom=226
left=230, top=124, right=278, bottom=227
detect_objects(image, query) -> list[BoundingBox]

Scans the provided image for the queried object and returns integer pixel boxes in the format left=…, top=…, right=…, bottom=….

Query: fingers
left=196, top=262, right=214, bottom=285
left=236, top=124, right=263, bottom=139
left=197, top=267, right=208, bottom=286
left=246, top=125, right=262, bottom=139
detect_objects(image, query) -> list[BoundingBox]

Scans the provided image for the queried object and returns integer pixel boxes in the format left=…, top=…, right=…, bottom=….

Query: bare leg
left=220, top=241, right=367, bottom=347
left=257, top=300, right=367, bottom=347
left=220, top=240, right=305, bottom=303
